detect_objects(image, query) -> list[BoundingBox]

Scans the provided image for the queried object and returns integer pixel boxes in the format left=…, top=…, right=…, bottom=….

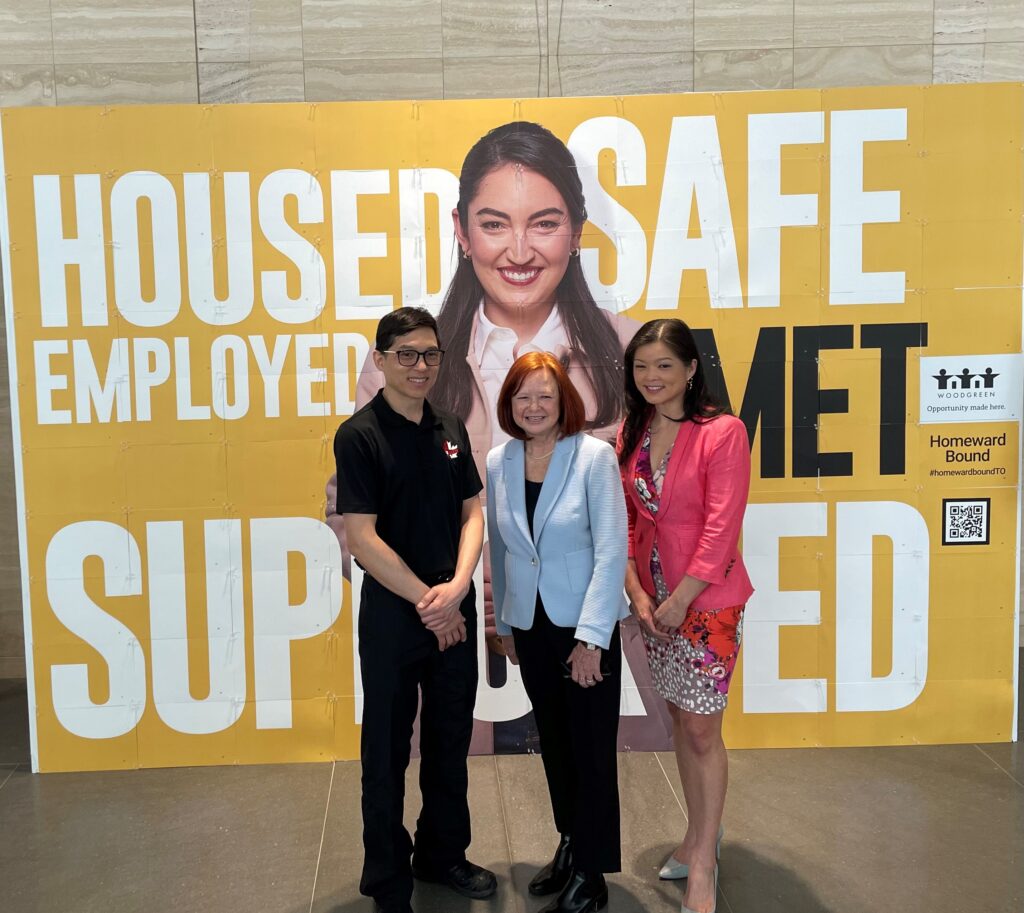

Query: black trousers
left=513, top=601, right=622, bottom=873
left=358, top=575, right=479, bottom=907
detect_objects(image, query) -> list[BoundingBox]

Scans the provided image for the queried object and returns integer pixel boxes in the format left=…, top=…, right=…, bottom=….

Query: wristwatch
left=579, top=640, right=598, bottom=651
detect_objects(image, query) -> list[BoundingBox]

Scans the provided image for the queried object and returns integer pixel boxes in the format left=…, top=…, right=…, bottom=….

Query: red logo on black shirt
left=443, top=440, right=459, bottom=460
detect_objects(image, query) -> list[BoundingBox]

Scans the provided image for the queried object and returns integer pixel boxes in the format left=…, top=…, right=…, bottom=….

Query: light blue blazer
left=486, top=433, right=629, bottom=649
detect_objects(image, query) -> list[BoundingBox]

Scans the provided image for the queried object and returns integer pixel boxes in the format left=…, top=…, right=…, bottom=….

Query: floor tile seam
left=653, top=753, right=734, bottom=912
left=653, top=751, right=689, bottom=821
left=974, top=742, right=1024, bottom=788
left=0, top=764, right=18, bottom=792
left=307, top=760, right=337, bottom=913
left=717, top=879, right=736, bottom=913
left=491, top=754, right=526, bottom=913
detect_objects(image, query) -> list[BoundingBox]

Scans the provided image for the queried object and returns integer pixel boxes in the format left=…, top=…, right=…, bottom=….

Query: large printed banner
left=0, top=85, right=1020, bottom=772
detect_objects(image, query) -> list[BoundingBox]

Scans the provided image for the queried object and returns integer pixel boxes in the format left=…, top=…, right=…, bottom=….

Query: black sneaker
left=412, top=859, right=497, bottom=899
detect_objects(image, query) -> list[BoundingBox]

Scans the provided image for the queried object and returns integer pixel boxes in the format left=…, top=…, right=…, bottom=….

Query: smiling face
left=453, top=162, right=580, bottom=319
left=632, top=341, right=697, bottom=414
left=372, top=326, right=441, bottom=404
left=511, top=369, right=561, bottom=440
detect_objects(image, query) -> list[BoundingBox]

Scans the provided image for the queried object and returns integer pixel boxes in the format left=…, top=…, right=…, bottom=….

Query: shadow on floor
left=632, top=841, right=832, bottom=913
left=715, top=844, right=834, bottom=913
left=311, top=901, right=366, bottom=913
left=312, top=866, right=651, bottom=913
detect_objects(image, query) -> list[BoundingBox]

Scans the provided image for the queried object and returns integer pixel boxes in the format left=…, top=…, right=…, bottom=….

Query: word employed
left=33, top=332, right=369, bottom=424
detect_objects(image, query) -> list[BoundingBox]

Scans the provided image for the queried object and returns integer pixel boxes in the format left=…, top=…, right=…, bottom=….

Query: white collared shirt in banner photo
left=474, top=302, right=570, bottom=449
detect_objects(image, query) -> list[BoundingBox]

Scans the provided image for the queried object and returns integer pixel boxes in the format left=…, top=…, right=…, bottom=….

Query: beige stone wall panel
left=302, top=0, right=443, bottom=60
left=195, top=0, right=305, bottom=62
left=694, top=0, right=794, bottom=51
left=935, top=0, right=1024, bottom=45
left=934, top=42, right=1024, bottom=81
left=51, top=0, right=198, bottom=65
left=55, top=62, right=199, bottom=105
left=551, top=0, right=694, bottom=57
left=0, top=64, right=56, bottom=107
left=0, top=0, right=53, bottom=65
left=553, top=52, right=694, bottom=97
left=442, top=0, right=544, bottom=58
left=795, top=0, right=934, bottom=48
left=304, top=57, right=444, bottom=101
left=695, top=49, right=795, bottom=91
left=794, top=44, right=933, bottom=87
left=443, top=55, right=544, bottom=99
left=199, top=61, right=306, bottom=103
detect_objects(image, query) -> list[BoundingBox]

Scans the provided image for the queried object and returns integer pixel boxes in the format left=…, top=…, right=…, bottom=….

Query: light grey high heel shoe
left=680, top=864, right=718, bottom=913
left=657, top=826, right=723, bottom=880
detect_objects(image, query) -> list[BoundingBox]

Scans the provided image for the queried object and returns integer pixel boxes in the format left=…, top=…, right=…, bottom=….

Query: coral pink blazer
left=621, top=414, right=754, bottom=610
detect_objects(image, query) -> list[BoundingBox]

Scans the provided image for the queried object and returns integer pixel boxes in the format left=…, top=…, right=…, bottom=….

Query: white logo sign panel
left=919, top=354, right=1023, bottom=424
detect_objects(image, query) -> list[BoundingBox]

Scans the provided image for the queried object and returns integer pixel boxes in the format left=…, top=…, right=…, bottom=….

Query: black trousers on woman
left=513, top=601, right=622, bottom=873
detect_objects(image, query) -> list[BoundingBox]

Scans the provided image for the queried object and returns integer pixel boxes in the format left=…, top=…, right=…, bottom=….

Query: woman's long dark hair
left=618, top=319, right=728, bottom=466
left=431, top=121, right=623, bottom=428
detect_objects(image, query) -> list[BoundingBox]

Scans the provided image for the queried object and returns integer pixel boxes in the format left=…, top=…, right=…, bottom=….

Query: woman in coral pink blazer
left=618, top=319, right=753, bottom=913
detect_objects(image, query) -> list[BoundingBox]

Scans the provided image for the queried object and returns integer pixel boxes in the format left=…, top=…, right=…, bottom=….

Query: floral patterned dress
left=634, top=430, right=744, bottom=714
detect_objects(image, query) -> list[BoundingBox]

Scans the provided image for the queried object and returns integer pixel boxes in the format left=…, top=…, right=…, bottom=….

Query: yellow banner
left=0, top=84, right=1019, bottom=772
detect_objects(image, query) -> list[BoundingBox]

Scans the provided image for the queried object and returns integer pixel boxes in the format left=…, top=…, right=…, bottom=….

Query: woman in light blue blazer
left=487, top=351, right=628, bottom=913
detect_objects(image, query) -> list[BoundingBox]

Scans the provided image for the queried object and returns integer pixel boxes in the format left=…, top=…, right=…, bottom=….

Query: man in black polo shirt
left=335, top=307, right=495, bottom=913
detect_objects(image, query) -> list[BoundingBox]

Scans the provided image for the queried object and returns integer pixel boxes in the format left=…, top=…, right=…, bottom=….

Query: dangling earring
left=462, top=249, right=472, bottom=260
left=686, top=377, right=693, bottom=390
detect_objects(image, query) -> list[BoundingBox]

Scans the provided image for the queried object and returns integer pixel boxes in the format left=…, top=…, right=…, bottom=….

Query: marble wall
left=0, top=0, right=1023, bottom=107
left=0, top=1, right=1022, bottom=675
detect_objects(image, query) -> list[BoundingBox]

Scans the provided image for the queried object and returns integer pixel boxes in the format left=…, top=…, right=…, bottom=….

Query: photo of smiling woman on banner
left=327, top=120, right=675, bottom=752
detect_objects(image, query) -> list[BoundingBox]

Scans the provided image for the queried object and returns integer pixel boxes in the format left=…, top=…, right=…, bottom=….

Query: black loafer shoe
left=539, top=870, right=608, bottom=913
left=412, top=859, right=497, bottom=899
left=529, top=833, right=574, bottom=896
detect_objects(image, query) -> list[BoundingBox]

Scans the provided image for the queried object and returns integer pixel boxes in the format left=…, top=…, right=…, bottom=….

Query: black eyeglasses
left=381, top=348, right=445, bottom=367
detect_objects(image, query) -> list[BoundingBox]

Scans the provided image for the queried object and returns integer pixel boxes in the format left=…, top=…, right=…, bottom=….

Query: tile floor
left=0, top=666, right=1020, bottom=913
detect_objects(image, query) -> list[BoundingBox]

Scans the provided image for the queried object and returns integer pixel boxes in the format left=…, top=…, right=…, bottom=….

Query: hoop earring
left=570, top=248, right=580, bottom=258
left=462, top=249, right=472, bottom=260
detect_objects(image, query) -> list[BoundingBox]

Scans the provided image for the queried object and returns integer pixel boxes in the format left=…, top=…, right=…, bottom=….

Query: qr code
left=942, top=498, right=990, bottom=546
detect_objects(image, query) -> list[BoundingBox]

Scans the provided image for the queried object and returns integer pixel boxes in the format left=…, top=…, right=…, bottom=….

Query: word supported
left=743, top=501, right=929, bottom=714
left=46, top=517, right=342, bottom=739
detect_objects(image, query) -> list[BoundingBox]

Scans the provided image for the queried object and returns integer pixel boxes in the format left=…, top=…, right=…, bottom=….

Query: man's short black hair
left=375, top=307, right=440, bottom=352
